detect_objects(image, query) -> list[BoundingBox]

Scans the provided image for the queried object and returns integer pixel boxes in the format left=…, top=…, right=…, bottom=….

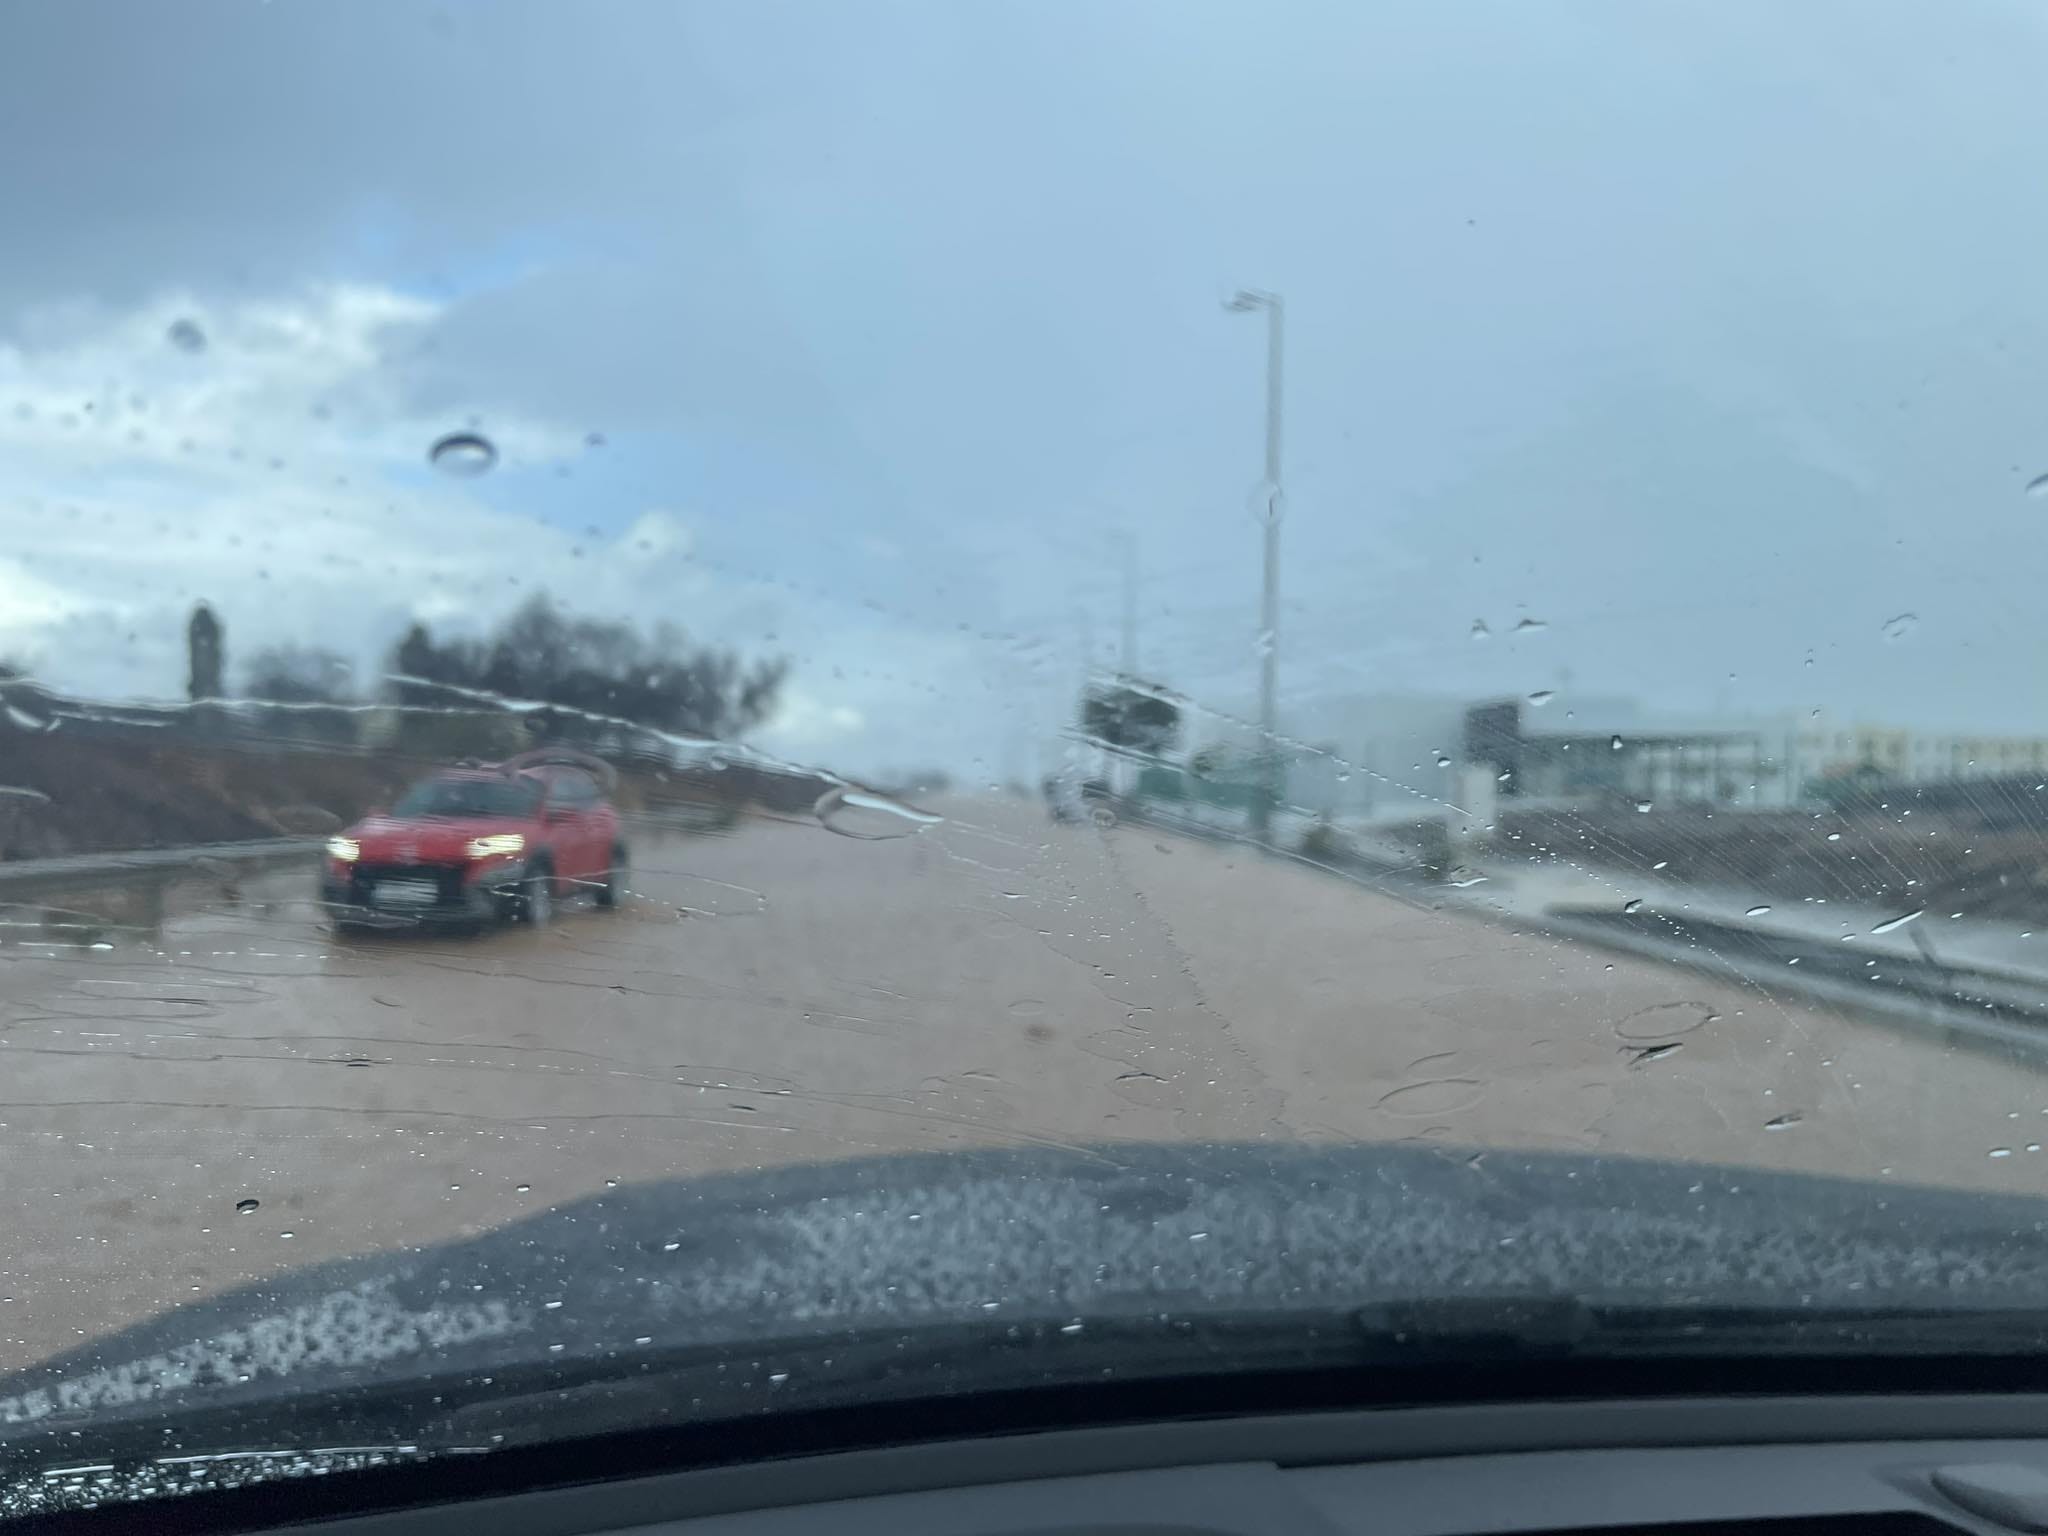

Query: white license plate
left=374, top=879, right=441, bottom=908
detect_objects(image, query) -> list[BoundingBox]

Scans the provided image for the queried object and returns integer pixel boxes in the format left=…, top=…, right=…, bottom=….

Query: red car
left=320, top=750, right=628, bottom=932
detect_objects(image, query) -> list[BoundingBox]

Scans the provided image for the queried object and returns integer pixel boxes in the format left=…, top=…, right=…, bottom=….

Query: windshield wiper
left=1351, top=1294, right=2048, bottom=1358
left=422, top=1296, right=2048, bottom=1447
left=9, top=1298, right=2048, bottom=1478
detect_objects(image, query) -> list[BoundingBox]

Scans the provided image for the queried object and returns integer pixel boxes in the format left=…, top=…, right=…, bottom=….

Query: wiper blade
left=12, top=1299, right=2048, bottom=1475
left=1354, top=1294, right=2048, bottom=1358
left=327, top=1299, right=2048, bottom=1444
left=9, top=1442, right=464, bottom=1522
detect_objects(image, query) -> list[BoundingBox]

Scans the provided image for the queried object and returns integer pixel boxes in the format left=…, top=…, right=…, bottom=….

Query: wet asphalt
left=0, top=793, right=2041, bottom=1369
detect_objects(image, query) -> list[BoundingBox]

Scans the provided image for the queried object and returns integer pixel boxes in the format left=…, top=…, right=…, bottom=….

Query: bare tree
left=243, top=645, right=355, bottom=705
left=386, top=595, right=787, bottom=742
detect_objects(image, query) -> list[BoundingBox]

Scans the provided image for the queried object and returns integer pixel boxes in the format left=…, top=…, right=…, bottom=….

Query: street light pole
left=1117, top=529, right=1139, bottom=678
left=1227, top=288, right=1284, bottom=841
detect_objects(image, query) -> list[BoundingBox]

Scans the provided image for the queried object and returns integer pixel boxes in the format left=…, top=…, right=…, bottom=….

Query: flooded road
left=0, top=795, right=2041, bottom=1369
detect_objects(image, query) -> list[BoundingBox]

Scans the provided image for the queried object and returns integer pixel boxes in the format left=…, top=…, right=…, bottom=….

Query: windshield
left=5, top=0, right=2048, bottom=1513
left=390, top=775, right=543, bottom=820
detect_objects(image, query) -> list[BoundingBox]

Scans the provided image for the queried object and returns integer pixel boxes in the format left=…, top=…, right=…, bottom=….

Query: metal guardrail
left=1550, top=906, right=2048, bottom=1021
left=0, top=838, right=314, bottom=891
left=1109, top=791, right=2048, bottom=1053
left=1538, top=903, right=2048, bottom=1061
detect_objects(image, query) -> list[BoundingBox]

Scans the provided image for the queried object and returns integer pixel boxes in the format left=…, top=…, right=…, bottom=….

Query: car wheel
left=596, top=844, right=627, bottom=909
left=521, top=866, right=554, bottom=929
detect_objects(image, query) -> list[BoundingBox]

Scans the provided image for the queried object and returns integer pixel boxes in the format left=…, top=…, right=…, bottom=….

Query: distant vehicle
left=319, top=749, right=627, bottom=933
left=1044, top=770, right=1110, bottom=823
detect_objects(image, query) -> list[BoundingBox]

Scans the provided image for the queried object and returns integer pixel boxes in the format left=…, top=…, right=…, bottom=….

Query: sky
left=4, top=0, right=2048, bottom=780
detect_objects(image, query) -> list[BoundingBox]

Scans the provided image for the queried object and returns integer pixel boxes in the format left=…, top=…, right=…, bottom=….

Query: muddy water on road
left=0, top=799, right=2041, bottom=1368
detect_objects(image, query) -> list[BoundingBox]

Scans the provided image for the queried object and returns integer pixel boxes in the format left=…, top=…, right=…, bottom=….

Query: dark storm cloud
left=5, top=0, right=2048, bottom=770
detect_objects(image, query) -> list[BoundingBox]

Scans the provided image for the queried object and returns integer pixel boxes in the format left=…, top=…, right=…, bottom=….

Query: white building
left=1793, top=722, right=2048, bottom=791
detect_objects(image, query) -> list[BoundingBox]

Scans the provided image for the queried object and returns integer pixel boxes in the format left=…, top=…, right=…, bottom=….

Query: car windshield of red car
left=390, top=776, right=543, bottom=820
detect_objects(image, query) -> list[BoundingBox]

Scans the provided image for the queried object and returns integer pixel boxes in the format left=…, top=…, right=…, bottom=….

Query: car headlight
left=325, top=836, right=360, bottom=862
left=465, top=833, right=526, bottom=860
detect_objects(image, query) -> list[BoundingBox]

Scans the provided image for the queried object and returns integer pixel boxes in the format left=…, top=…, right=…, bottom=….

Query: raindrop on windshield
left=2027, top=473, right=2048, bottom=498
left=1527, top=690, right=1555, bottom=707
left=1870, top=907, right=1924, bottom=935
left=1613, top=1001, right=1716, bottom=1041
left=1610, top=735, right=1624, bottom=751
left=1634, top=798, right=1653, bottom=814
left=428, top=431, right=499, bottom=477
left=233, top=1198, right=259, bottom=1215
left=1513, top=617, right=1548, bottom=634
left=1622, top=898, right=1643, bottom=914
left=1989, top=1147, right=2015, bottom=1159
left=165, top=318, right=206, bottom=353
left=1880, top=612, right=1919, bottom=642
left=1764, top=1113, right=1805, bottom=1131
left=813, top=785, right=943, bottom=840
left=1746, top=905, right=1773, bottom=917
left=1469, top=619, right=1490, bottom=641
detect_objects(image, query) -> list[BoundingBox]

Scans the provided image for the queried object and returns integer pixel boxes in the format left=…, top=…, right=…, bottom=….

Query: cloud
left=0, top=281, right=1024, bottom=776
left=761, top=687, right=867, bottom=757
left=9, top=0, right=2048, bottom=785
left=0, top=285, right=704, bottom=690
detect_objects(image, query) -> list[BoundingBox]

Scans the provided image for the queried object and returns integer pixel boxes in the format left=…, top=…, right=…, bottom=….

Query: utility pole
left=1226, top=289, right=1284, bottom=842
left=1076, top=606, right=1106, bottom=787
